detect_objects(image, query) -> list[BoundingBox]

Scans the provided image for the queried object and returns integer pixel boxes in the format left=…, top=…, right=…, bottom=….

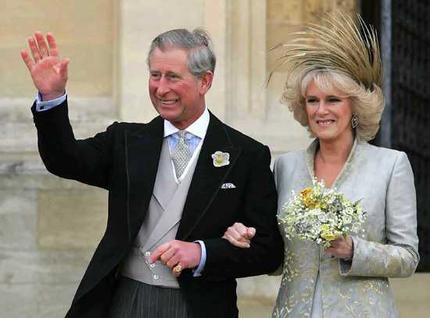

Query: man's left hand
left=150, top=240, right=201, bottom=277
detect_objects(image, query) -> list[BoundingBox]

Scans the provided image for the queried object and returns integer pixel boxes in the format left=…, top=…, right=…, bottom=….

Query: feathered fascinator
left=275, top=12, right=382, bottom=90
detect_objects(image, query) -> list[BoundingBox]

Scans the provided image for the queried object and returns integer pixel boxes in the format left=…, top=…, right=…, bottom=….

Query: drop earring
left=351, top=113, right=359, bottom=129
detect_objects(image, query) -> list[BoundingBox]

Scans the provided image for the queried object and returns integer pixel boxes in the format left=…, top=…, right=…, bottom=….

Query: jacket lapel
left=125, top=116, right=164, bottom=240
left=177, top=113, right=241, bottom=239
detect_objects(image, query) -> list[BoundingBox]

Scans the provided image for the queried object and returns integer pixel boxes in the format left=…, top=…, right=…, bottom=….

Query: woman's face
left=304, top=80, right=353, bottom=143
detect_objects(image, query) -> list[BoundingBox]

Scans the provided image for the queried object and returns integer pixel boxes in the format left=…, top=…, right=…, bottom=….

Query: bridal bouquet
left=278, top=179, right=366, bottom=247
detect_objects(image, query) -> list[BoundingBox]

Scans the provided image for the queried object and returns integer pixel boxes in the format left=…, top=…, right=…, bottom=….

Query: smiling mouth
left=316, top=119, right=335, bottom=126
left=158, top=98, right=179, bottom=105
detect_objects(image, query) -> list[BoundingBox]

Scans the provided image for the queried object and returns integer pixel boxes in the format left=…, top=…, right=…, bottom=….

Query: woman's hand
left=222, top=222, right=256, bottom=248
left=325, top=235, right=354, bottom=260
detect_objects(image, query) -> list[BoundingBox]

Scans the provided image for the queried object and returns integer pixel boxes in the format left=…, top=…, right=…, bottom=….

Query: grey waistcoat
left=121, top=137, right=199, bottom=288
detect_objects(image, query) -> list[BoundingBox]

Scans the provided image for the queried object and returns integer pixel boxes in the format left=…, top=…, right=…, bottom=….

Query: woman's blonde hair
left=282, top=69, right=384, bottom=141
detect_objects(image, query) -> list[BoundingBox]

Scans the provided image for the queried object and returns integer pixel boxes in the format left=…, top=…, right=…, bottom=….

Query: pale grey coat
left=272, top=139, right=419, bottom=318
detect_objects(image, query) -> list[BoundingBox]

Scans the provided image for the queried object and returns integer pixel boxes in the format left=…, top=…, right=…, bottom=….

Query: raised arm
left=23, top=32, right=113, bottom=189
left=21, top=32, right=69, bottom=100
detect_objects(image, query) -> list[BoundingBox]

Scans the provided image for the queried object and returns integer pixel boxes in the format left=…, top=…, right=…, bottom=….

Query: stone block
left=0, top=282, right=75, bottom=318
left=0, top=190, right=37, bottom=249
left=391, top=273, right=430, bottom=316
left=237, top=275, right=280, bottom=299
left=37, top=188, right=107, bottom=249
left=0, top=249, right=91, bottom=284
left=238, top=298, right=273, bottom=318
left=268, top=0, right=303, bottom=24
left=0, top=249, right=91, bottom=317
left=0, top=0, right=114, bottom=98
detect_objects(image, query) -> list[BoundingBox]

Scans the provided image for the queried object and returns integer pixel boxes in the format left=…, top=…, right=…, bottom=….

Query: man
left=21, top=29, right=283, bottom=318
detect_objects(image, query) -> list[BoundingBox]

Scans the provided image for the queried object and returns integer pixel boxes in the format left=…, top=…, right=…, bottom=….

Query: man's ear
left=199, top=71, right=214, bottom=94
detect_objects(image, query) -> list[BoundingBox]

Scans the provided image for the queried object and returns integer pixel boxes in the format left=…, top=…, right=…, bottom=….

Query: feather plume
left=275, top=12, right=382, bottom=90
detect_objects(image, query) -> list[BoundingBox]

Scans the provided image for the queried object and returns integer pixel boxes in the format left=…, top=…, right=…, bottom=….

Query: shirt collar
left=163, top=107, right=210, bottom=139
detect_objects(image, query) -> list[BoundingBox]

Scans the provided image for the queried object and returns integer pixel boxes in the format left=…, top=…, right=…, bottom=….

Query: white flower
left=211, top=151, right=230, bottom=167
left=342, top=215, right=352, bottom=224
left=278, top=178, right=366, bottom=247
left=317, top=213, right=328, bottom=223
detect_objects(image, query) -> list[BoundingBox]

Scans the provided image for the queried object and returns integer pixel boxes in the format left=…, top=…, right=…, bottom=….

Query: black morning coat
left=32, top=100, right=284, bottom=318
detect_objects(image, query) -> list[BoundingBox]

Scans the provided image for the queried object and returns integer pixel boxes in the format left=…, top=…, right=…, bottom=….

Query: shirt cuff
left=193, top=240, right=206, bottom=277
left=35, top=92, right=67, bottom=112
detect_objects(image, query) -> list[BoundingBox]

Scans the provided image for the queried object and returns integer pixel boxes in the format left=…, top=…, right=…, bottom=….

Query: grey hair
left=282, top=69, right=384, bottom=141
left=147, top=28, right=216, bottom=78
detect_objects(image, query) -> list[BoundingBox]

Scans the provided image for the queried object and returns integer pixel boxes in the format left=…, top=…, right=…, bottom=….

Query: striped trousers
left=109, top=276, right=191, bottom=318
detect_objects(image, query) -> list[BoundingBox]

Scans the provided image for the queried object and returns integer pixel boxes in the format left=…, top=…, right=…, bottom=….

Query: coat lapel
left=177, top=113, right=241, bottom=239
left=125, top=116, right=164, bottom=240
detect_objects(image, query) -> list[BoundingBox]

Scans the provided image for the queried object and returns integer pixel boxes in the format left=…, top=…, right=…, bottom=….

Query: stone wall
left=1, top=1, right=427, bottom=317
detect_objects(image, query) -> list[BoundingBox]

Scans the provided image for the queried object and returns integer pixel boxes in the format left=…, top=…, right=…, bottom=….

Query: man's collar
left=164, top=107, right=210, bottom=139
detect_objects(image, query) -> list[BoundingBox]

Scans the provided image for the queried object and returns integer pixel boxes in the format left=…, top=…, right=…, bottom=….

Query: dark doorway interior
left=361, top=0, right=430, bottom=271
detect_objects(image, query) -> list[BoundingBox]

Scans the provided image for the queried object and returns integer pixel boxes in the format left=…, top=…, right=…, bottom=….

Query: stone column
left=224, top=0, right=267, bottom=122
left=118, top=0, right=203, bottom=121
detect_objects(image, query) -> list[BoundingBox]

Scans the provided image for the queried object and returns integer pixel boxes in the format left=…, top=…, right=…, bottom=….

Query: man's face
left=148, top=47, right=212, bottom=129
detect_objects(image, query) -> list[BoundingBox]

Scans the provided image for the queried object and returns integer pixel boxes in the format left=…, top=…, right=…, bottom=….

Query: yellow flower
left=300, top=187, right=312, bottom=197
left=320, top=224, right=337, bottom=241
left=317, top=202, right=327, bottom=210
left=301, top=187, right=317, bottom=208
left=320, top=224, right=330, bottom=231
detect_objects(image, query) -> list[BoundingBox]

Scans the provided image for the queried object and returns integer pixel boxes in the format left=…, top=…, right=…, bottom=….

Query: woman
left=223, top=13, right=419, bottom=317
